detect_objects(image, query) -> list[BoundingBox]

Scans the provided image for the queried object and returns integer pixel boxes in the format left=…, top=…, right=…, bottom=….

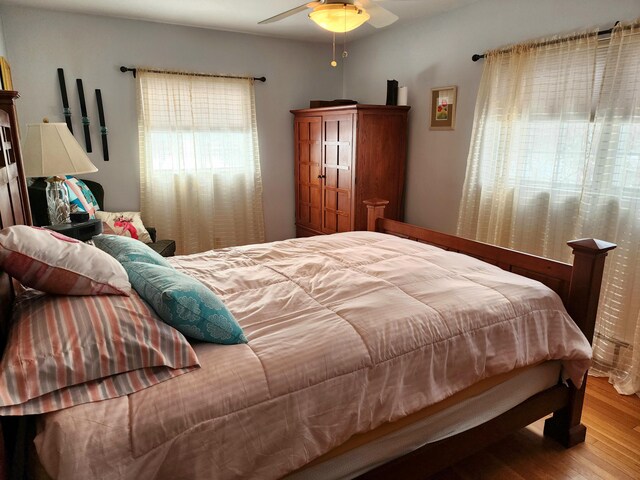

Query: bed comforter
left=35, top=231, right=591, bottom=479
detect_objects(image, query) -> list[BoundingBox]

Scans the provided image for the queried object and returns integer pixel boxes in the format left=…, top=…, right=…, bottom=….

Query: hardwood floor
left=430, top=377, right=640, bottom=479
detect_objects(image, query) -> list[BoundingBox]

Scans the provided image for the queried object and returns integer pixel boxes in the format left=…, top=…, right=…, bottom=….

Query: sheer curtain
left=579, top=22, right=640, bottom=394
left=458, top=21, right=640, bottom=395
left=137, top=71, right=265, bottom=255
left=457, top=32, right=599, bottom=260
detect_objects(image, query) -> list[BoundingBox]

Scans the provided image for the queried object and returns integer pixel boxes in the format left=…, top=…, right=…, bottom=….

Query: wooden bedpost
left=544, top=238, right=616, bottom=448
left=564, top=238, right=617, bottom=343
left=364, top=199, right=389, bottom=232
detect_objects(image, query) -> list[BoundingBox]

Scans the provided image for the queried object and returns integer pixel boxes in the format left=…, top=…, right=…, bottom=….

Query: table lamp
left=22, top=120, right=98, bottom=225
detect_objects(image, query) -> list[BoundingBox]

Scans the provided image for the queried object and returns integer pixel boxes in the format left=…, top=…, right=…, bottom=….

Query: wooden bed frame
left=359, top=199, right=615, bottom=478
left=0, top=91, right=616, bottom=479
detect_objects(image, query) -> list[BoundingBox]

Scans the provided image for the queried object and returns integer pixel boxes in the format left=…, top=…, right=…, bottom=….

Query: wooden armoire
left=291, top=104, right=410, bottom=237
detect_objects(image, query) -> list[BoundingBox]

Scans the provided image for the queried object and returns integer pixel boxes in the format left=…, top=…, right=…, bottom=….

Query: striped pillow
left=0, top=289, right=200, bottom=415
left=64, top=176, right=99, bottom=218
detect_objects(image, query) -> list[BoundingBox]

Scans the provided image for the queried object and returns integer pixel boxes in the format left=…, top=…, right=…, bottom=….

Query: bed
left=0, top=90, right=617, bottom=479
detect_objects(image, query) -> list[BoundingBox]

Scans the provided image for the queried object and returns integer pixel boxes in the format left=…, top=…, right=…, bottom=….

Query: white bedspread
left=35, top=231, right=591, bottom=479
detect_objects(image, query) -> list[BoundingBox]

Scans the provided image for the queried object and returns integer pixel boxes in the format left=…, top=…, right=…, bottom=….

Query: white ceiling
left=0, top=0, right=479, bottom=42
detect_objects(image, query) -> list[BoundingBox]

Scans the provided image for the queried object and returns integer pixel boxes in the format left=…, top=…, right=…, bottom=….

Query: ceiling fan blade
left=357, top=0, right=398, bottom=28
left=363, top=2, right=399, bottom=28
left=258, top=1, right=322, bottom=25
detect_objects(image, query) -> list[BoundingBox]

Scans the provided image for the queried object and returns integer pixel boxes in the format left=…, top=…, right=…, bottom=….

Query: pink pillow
left=0, top=289, right=200, bottom=415
left=0, top=225, right=130, bottom=295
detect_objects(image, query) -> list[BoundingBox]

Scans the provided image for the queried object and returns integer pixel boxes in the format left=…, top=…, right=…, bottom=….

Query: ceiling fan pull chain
left=342, top=4, right=349, bottom=60
left=331, top=32, right=337, bottom=67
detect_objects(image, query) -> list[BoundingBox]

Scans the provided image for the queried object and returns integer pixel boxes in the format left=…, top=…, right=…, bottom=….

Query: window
left=137, top=71, right=265, bottom=254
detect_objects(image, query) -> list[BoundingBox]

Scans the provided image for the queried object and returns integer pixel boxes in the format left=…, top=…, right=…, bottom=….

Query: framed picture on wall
left=430, top=86, right=457, bottom=130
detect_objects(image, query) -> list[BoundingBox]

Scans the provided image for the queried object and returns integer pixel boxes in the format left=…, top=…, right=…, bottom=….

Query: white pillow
left=96, top=211, right=153, bottom=244
left=0, top=225, right=131, bottom=296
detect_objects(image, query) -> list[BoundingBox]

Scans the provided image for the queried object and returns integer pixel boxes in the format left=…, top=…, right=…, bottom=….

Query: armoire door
left=321, top=114, right=353, bottom=234
left=294, top=116, right=322, bottom=232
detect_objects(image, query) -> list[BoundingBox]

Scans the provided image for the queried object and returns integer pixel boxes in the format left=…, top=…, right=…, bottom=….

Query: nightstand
left=45, top=219, right=103, bottom=242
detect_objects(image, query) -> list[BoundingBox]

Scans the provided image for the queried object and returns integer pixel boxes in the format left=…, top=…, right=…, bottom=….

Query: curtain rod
left=119, top=66, right=266, bottom=82
left=471, top=22, right=623, bottom=62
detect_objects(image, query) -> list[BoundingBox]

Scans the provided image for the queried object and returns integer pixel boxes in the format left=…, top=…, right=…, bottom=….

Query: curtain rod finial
left=472, top=54, right=483, bottom=62
left=119, top=66, right=137, bottom=78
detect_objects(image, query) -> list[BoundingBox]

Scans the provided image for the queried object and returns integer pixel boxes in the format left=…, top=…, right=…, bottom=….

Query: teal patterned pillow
left=124, top=262, right=247, bottom=344
left=64, top=176, right=99, bottom=218
left=93, top=234, right=173, bottom=268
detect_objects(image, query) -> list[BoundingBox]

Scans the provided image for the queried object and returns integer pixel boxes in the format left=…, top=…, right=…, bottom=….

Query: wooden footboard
left=361, top=198, right=616, bottom=477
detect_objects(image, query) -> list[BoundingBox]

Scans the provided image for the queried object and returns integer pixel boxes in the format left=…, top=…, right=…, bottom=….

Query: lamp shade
left=309, top=4, right=370, bottom=33
left=22, top=122, right=98, bottom=177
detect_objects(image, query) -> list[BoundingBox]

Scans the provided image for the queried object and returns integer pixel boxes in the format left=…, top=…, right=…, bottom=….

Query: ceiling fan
left=259, top=0, right=399, bottom=33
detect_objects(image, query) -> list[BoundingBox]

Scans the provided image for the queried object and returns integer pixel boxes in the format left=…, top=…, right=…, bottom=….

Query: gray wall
left=344, top=0, right=640, bottom=234
left=0, top=15, right=6, bottom=58
left=0, top=6, right=342, bottom=242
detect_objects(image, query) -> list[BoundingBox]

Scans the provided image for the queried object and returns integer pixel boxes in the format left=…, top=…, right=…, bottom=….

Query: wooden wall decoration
left=57, top=68, right=74, bottom=133
left=76, top=79, right=92, bottom=152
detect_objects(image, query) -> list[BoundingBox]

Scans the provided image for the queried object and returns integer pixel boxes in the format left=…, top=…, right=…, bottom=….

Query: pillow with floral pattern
left=96, top=211, right=152, bottom=244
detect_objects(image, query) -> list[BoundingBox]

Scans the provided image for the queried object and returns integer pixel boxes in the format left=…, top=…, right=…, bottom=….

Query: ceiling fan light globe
left=309, top=4, right=370, bottom=33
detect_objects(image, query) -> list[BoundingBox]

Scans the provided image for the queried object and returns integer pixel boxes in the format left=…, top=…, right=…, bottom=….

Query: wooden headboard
left=0, top=91, right=31, bottom=342
left=0, top=90, right=31, bottom=480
